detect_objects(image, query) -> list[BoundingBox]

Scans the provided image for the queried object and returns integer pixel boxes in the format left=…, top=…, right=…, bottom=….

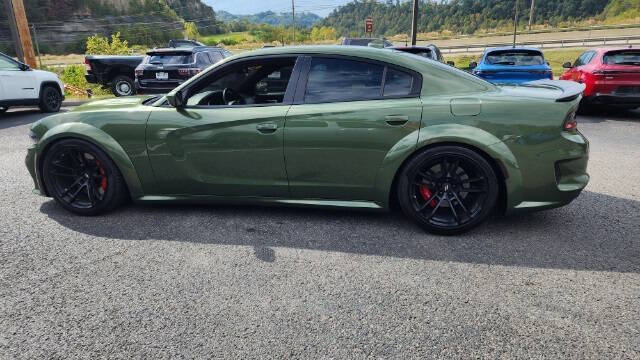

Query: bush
left=86, top=32, right=130, bottom=55
left=217, top=38, right=239, bottom=46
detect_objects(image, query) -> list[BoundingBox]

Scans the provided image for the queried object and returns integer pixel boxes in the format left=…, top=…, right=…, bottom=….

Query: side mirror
left=19, top=63, right=30, bottom=71
left=562, top=62, right=572, bottom=69
left=166, top=90, right=185, bottom=108
left=446, top=61, right=455, bottom=67
left=469, top=61, right=478, bottom=69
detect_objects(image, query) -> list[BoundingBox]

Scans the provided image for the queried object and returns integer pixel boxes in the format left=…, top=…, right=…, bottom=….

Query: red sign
left=365, top=17, right=373, bottom=33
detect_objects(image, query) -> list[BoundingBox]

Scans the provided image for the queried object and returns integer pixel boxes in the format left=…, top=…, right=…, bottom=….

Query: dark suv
left=134, top=46, right=231, bottom=94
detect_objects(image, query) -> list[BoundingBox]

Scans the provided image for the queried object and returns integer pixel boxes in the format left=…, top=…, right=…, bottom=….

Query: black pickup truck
left=84, top=55, right=144, bottom=96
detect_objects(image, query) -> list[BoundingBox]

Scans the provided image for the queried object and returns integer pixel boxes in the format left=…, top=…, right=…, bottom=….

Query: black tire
left=110, top=75, right=135, bottom=97
left=38, top=85, right=62, bottom=113
left=397, top=146, right=499, bottom=235
left=42, top=139, right=128, bottom=215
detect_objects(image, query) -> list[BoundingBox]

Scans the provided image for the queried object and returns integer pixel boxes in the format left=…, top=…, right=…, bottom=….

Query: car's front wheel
left=39, top=85, right=62, bottom=113
left=397, top=146, right=499, bottom=235
left=42, top=139, right=128, bottom=215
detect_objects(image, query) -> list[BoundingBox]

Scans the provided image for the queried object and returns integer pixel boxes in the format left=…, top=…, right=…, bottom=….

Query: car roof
left=591, top=47, right=639, bottom=53
left=484, top=46, right=543, bottom=53
left=147, top=46, right=224, bottom=55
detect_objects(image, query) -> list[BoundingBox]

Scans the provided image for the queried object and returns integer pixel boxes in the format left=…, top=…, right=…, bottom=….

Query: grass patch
left=200, top=32, right=253, bottom=46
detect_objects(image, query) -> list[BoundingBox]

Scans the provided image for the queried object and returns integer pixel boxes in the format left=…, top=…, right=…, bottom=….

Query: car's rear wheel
left=42, top=139, right=128, bottom=215
left=397, top=146, right=499, bottom=235
left=111, top=75, right=135, bottom=97
left=39, top=85, right=62, bottom=113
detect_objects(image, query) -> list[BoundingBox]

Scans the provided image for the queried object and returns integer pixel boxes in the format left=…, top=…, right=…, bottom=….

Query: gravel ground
left=1, top=107, right=639, bottom=358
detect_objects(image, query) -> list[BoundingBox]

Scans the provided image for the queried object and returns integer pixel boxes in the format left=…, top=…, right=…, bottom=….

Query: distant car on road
left=341, top=37, right=393, bottom=48
left=0, top=51, right=64, bottom=113
left=470, top=47, right=553, bottom=84
left=560, top=47, right=640, bottom=110
left=134, top=46, right=230, bottom=94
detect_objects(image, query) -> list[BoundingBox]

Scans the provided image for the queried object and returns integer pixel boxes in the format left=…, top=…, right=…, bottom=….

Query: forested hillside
left=216, top=10, right=321, bottom=27
left=322, top=0, right=620, bottom=37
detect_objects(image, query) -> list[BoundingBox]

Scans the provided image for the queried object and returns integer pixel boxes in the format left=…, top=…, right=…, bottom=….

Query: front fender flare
left=37, top=122, right=144, bottom=198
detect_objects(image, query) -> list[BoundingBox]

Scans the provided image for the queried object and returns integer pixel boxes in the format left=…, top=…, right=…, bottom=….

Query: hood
left=72, top=96, right=153, bottom=112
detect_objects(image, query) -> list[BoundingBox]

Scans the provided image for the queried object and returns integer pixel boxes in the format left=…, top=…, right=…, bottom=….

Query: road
left=1, top=107, right=639, bottom=358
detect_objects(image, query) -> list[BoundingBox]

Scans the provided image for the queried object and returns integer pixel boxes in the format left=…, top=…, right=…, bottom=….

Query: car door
left=284, top=56, right=423, bottom=201
left=0, top=54, right=38, bottom=100
left=562, top=51, right=595, bottom=82
left=145, top=55, right=301, bottom=197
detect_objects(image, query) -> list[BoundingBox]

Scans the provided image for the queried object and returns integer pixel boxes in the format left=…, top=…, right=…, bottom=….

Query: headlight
left=29, top=130, right=40, bottom=144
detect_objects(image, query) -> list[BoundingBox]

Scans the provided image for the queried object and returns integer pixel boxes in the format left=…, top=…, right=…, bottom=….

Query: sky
left=203, top=0, right=354, bottom=17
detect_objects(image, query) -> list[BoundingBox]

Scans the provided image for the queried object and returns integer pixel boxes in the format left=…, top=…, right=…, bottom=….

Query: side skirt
left=134, top=195, right=386, bottom=211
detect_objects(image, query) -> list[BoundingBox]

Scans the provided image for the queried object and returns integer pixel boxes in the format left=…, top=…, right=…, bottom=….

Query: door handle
left=256, top=122, right=278, bottom=133
left=385, top=115, right=409, bottom=126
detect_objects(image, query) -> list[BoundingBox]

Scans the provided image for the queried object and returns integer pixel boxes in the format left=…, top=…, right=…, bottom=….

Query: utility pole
left=31, top=24, right=42, bottom=68
left=3, top=0, right=37, bottom=67
left=410, top=0, right=419, bottom=46
left=291, top=0, right=295, bottom=45
left=513, top=0, right=519, bottom=48
left=528, top=0, right=535, bottom=32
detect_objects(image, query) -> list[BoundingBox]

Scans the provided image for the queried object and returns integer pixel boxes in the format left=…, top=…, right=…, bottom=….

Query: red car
left=560, top=47, right=640, bottom=109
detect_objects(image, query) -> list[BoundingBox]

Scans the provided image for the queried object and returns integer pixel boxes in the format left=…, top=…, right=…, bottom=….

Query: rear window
left=485, top=50, right=545, bottom=66
left=146, top=53, right=193, bottom=65
left=305, top=58, right=384, bottom=103
left=603, top=51, right=640, bottom=65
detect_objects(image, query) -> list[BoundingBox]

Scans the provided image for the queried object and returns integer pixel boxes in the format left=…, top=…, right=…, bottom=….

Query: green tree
left=184, top=22, right=201, bottom=41
left=85, top=32, right=130, bottom=55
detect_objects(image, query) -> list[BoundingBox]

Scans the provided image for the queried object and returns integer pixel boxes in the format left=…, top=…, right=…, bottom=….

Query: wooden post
left=411, top=0, right=419, bottom=46
left=528, top=0, right=535, bottom=32
left=513, top=0, right=519, bottom=48
left=4, top=0, right=37, bottom=67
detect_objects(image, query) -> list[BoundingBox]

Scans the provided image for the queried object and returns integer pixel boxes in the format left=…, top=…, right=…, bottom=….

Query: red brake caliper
left=419, top=184, right=437, bottom=208
left=95, top=160, right=108, bottom=192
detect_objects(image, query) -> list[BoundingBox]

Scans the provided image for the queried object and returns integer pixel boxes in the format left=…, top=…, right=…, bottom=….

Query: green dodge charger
left=26, top=46, right=589, bottom=234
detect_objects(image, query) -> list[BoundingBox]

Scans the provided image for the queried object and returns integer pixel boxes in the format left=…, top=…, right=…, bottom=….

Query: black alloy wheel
left=42, top=139, right=127, bottom=215
left=39, top=86, right=62, bottom=113
left=398, top=146, right=498, bottom=235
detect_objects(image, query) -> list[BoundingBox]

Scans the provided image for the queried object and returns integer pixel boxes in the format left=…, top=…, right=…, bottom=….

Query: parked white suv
left=0, top=52, right=64, bottom=114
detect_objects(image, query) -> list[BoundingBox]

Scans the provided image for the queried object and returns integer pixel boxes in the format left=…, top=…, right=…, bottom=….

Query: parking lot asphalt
left=1, top=107, right=639, bottom=358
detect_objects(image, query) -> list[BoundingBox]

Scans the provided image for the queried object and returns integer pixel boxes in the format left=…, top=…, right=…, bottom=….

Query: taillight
left=178, top=68, right=200, bottom=76
left=84, top=57, right=91, bottom=72
left=563, top=111, right=578, bottom=131
left=135, top=69, right=143, bottom=77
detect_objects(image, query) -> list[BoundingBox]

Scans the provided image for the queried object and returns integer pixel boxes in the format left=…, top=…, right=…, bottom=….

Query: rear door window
left=208, top=51, right=224, bottom=63
left=383, top=68, right=414, bottom=96
left=574, top=51, right=596, bottom=67
left=196, top=53, right=211, bottom=67
left=304, top=58, right=384, bottom=103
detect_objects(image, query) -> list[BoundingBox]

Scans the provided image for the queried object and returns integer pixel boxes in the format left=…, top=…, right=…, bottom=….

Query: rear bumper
left=503, top=130, right=590, bottom=215
left=135, top=79, right=181, bottom=94
left=85, top=74, right=97, bottom=84
left=584, top=94, right=640, bottom=107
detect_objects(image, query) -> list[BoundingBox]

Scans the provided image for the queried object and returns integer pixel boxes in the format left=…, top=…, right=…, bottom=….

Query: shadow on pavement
left=0, top=108, right=68, bottom=130
left=40, top=190, right=639, bottom=273
left=578, top=107, right=640, bottom=123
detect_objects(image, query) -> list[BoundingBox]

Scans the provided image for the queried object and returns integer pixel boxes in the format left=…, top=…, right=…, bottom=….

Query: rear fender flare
left=37, top=123, right=144, bottom=198
left=374, top=124, right=523, bottom=209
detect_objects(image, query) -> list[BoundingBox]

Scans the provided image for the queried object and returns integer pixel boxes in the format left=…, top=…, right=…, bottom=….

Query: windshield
left=486, top=50, right=545, bottom=66
left=146, top=53, right=193, bottom=65
left=603, top=50, right=640, bottom=65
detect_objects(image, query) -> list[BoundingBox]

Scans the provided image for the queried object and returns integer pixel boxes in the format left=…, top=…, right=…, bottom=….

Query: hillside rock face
left=0, top=0, right=217, bottom=54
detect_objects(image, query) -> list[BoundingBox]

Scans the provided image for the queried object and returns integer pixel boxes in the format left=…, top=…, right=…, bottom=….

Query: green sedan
left=25, top=46, right=589, bottom=234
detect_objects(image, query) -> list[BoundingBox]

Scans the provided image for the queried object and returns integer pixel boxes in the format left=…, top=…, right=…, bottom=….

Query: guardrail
left=437, top=35, right=640, bottom=54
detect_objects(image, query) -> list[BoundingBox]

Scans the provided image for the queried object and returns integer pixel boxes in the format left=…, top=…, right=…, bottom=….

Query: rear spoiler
left=526, top=80, right=587, bottom=102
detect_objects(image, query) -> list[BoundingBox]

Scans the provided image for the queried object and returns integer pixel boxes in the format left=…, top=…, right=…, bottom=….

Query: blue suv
left=470, top=47, right=553, bottom=84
